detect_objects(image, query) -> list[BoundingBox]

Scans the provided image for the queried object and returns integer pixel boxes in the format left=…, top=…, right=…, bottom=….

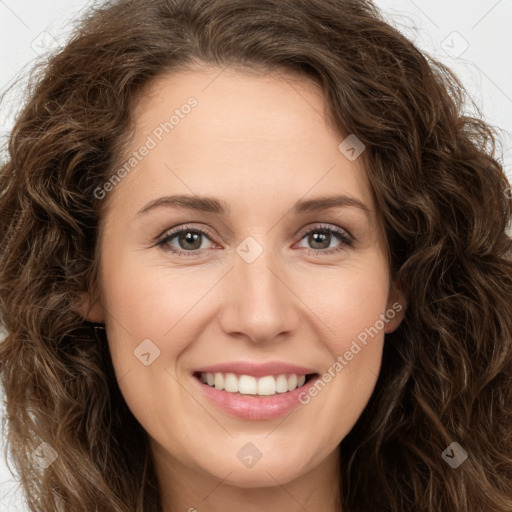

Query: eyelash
left=155, top=223, right=354, bottom=258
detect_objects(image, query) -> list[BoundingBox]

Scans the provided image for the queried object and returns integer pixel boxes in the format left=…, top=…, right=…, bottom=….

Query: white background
left=1, top=0, right=511, bottom=510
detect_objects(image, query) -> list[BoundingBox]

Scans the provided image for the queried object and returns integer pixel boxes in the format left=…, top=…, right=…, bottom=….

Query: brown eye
left=156, top=225, right=216, bottom=256
left=174, top=230, right=203, bottom=250
left=297, top=225, right=353, bottom=254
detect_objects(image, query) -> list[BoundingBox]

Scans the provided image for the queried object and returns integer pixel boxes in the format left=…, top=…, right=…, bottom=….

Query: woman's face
left=83, top=66, right=404, bottom=489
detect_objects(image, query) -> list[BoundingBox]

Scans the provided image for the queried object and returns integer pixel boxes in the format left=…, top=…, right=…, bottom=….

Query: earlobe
left=76, top=290, right=105, bottom=323
left=384, top=284, right=407, bottom=334
left=384, top=302, right=406, bottom=334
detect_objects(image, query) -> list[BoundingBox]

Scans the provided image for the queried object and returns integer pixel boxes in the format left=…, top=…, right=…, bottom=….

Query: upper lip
left=194, top=361, right=318, bottom=378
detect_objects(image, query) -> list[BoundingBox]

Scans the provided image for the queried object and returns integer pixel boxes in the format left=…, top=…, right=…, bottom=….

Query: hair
left=1, top=0, right=511, bottom=510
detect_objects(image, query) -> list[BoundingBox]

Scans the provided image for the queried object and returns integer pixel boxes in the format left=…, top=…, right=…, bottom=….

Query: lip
left=191, top=362, right=320, bottom=421
left=194, top=360, right=317, bottom=378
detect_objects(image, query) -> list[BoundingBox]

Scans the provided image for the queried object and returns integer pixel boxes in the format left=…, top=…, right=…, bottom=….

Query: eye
left=295, top=224, right=354, bottom=255
left=156, top=225, right=216, bottom=257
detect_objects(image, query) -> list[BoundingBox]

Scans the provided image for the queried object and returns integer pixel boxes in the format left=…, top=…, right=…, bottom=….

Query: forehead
left=122, top=66, right=366, bottom=179
left=131, top=65, right=335, bottom=149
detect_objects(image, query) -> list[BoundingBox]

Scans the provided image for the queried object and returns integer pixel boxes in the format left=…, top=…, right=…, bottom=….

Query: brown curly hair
left=1, top=0, right=511, bottom=510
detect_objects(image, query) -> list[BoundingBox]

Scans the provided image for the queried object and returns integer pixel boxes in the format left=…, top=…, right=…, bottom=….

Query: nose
left=217, top=243, right=300, bottom=344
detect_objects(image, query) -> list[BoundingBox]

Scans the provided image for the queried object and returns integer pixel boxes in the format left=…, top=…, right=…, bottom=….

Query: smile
left=192, top=362, right=320, bottom=420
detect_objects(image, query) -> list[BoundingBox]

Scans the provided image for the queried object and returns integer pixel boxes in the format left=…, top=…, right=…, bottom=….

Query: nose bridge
left=218, top=236, right=298, bottom=342
left=238, top=244, right=282, bottom=308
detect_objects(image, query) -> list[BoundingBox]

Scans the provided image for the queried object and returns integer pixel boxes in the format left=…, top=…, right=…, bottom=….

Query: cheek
left=101, top=252, right=213, bottom=350
left=99, top=253, right=229, bottom=432
left=293, top=260, right=390, bottom=434
left=330, top=271, right=389, bottom=356
left=99, top=260, right=194, bottom=443
left=293, top=258, right=391, bottom=351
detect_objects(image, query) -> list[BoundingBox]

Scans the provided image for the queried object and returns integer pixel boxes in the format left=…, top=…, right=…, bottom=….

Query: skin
left=81, top=65, right=405, bottom=512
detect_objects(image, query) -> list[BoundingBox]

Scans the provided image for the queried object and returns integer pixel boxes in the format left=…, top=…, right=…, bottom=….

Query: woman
left=1, top=0, right=511, bottom=511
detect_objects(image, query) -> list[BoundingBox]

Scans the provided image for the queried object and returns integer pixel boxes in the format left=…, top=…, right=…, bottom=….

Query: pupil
left=311, top=231, right=329, bottom=249
left=181, top=231, right=201, bottom=249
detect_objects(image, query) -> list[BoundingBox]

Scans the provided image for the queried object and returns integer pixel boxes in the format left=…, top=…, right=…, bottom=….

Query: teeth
left=199, top=372, right=309, bottom=395
left=224, top=373, right=238, bottom=392
left=239, top=374, right=257, bottom=394
left=276, top=374, right=288, bottom=393
left=257, top=376, right=276, bottom=395
left=214, top=373, right=225, bottom=390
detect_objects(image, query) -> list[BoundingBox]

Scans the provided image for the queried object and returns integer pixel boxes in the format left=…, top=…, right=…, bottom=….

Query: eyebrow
left=136, top=194, right=370, bottom=217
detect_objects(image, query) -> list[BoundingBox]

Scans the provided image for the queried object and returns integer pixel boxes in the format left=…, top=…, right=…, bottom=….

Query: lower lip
left=192, top=374, right=319, bottom=420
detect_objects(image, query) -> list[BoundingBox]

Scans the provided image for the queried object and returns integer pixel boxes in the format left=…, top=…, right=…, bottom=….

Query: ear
left=384, top=278, right=406, bottom=334
left=76, top=277, right=105, bottom=323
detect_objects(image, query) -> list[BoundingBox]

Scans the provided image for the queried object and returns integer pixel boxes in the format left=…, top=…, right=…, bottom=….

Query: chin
left=212, top=465, right=302, bottom=489
left=196, top=449, right=314, bottom=488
